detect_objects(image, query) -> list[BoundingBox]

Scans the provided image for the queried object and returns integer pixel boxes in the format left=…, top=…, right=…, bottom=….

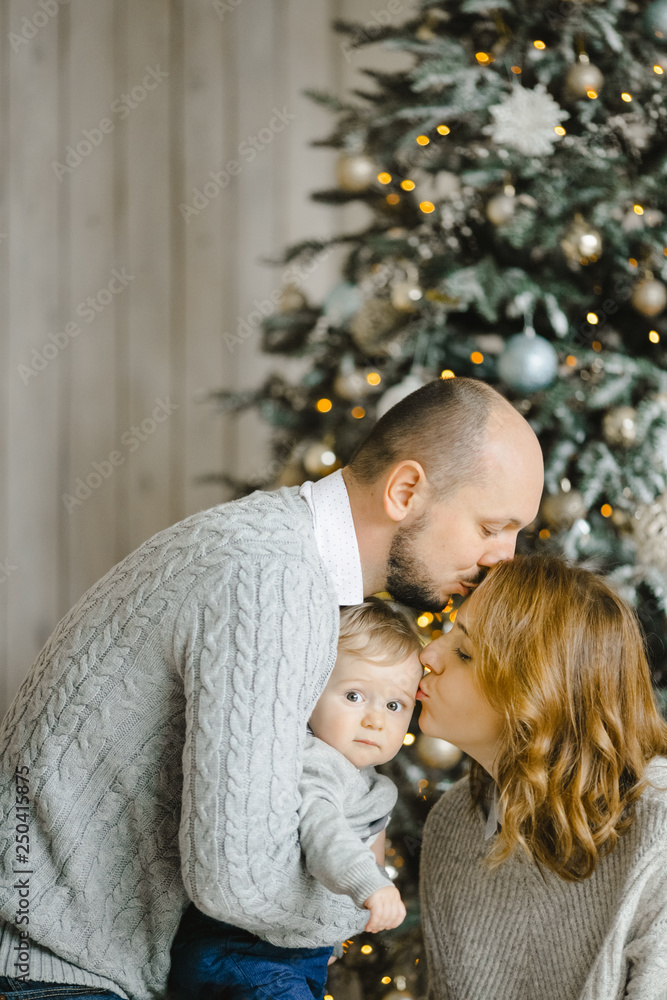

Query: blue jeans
left=168, top=904, right=334, bottom=1000
left=0, top=979, right=122, bottom=1000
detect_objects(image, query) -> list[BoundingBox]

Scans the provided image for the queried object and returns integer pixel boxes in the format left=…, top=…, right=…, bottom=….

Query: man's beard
left=385, top=513, right=447, bottom=613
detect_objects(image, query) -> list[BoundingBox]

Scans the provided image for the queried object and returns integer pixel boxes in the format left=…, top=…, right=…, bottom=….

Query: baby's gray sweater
left=299, top=733, right=396, bottom=913
left=0, top=487, right=369, bottom=1000
left=420, top=761, right=667, bottom=1000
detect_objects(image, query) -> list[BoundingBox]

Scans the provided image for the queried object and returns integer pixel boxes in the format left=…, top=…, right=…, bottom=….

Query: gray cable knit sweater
left=420, top=761, right=667, bottom=1000
left=0, top=487, right=370, bottom=1000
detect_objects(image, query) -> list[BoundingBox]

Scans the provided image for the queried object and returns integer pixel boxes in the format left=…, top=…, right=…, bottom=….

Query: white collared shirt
left=299, top=469, right=364, bottom=605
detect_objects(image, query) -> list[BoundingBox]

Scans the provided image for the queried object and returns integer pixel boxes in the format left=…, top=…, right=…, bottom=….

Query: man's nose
left=479, top=532, right=517, bottom=568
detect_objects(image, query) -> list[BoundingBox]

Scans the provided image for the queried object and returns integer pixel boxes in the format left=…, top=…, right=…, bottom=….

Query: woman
left=417, top=555, right=667, bottom=1000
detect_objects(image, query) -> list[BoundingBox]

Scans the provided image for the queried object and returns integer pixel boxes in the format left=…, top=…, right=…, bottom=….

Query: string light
left=587, top=90, right=598, bottom=99
left=436, top=124, right=450, bottom=135
left=566, top=355, right=577, bottom=366
left=440, top=368, right=455, bottom=378
left=475, top=52, right=491, bottom=64
left=316, top=398, right=332, bottom=412
left=511, top=65, right=522, bottom=74
left=417, top=612, right=434, bottom=626
left=386, top=193, right=400, bottom=205
left=654, top=65, right=664, bottom=75
left=621, top=92, right=632, bottom=102
left=634, top=204, right=644, bottom=215
left=403, top=733, right=415, bottom=746
left=377, top=172, right=392, bottom=184
left=351, top=406, right=365, bottom=418
left=601, top=504, right=612, bottom=517
left=592, top=341, right=602, bottom=351
left=419, top=201, right=435, bottom=213
left=431, top=628, right=442, bottom=639
left=533, top=40, right=546, bottom=49
left=366, top=371, right=381, bottom=385
left=470, top=351, right=484, bottom=364
left=401, top=179, right=416, bottom=190
left=539, top=528, right=551, bottom=540
left=381, top=977, right=391, bottom=985
left=361, top=945, right=373, bottom=955
left=649, top=330, right=660, bottom=343
left=587, top=312, right=599, bottom=324
left=629, top=257, right=638, bottom=267
left=416, top=135, right=430, bottom=145
left=555, top=126, right=566, bottom=135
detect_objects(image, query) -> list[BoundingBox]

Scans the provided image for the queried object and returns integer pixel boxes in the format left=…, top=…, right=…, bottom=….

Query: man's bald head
left=347, top=377, right=535, bottom=502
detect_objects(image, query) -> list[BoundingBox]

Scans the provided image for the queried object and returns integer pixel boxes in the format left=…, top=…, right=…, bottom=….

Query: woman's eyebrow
left=456, top=622, right=470, bottom=638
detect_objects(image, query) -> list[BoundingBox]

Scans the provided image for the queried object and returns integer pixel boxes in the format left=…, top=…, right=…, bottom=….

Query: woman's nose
left=420, top=637, right=445, bottom=674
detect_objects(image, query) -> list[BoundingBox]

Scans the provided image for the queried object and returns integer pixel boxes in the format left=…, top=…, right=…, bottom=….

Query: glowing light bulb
left=401, top=179, right=416, bottom=190
left=377, top=172, right=392, bottom=184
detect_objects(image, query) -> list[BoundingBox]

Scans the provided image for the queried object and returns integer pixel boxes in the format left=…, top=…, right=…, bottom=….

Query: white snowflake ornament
left=485, top=84, right=570, bottom=156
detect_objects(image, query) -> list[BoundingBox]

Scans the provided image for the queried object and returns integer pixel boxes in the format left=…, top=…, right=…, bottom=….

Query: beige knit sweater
left=420, top=760, right=667, bottom=1000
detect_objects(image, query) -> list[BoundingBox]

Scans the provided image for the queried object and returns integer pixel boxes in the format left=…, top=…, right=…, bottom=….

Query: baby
left=168, top=597, right=423, bottom=1000
left=300, top=597, right=423, bottom=938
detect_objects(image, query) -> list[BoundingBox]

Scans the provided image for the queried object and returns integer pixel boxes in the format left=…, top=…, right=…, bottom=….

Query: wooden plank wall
left=0, top=0, right=415, bottom=718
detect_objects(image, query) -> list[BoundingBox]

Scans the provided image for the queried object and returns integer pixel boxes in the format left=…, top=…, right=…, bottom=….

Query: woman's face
left=416, top=601, right=504, bottom=776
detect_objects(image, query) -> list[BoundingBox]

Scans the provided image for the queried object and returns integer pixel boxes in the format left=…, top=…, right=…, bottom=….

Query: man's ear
left=382, top=461, right=429, bottom=523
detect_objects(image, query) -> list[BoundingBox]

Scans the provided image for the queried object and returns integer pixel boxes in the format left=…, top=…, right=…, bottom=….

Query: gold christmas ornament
left=541, top=490, right=587, bottom=530
left=486, top=192, right=516, bottom=226
left=391, top=279, right=423, bottom=312
left=560, top=214, right=603, bottom=264
left=631, top=277, right=667, bottom=317
left=416, top=734, right=463, bottom=770
left=303, top=441, right=338, bottom=477
left=602, top=406, right=638, bottom=447
left=278, top=284, right=308, bottom=313
left=564, top=57, right=604, bottom=100
left=350, top=298, right=404, bottom=354
left=336, top=153, right=376, bottom=192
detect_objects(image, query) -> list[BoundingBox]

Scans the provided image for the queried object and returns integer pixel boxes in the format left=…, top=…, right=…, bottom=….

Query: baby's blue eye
left=387, top=701, right=402, bottom=712
left=346, top=691, right=362, bottom=703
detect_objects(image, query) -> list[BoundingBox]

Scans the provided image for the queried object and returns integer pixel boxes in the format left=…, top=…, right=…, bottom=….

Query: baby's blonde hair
left=338, top=596, right=422, bottom=665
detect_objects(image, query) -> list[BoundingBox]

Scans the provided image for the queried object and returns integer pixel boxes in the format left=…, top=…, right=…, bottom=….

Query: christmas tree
left=213, top=2, right=667, bottom=996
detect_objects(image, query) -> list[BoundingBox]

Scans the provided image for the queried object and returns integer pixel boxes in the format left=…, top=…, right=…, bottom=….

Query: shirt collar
left=484, top=783, right=502, bottom=840
left=299, top=469, right=364, bottom=606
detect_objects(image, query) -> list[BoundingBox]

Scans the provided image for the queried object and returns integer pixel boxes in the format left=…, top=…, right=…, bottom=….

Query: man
left=0, top=377, right=543, bottom=1000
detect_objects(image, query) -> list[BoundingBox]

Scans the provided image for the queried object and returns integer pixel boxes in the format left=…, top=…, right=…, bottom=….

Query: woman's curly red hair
left=468, top=554, right=667, bottom=882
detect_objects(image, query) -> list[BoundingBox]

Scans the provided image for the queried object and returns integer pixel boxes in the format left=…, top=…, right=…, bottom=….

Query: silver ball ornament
left=497, top=333, right=559, bottom=394
left=486, top=193, right=516, bottom=226
left=631, top=278, right=667, bottom=317
left=541, top=490, right=587, bottom=531
left=602, top=406, right=638, bottom=447
left=336, top=153, right=376, bottom=192
left=560, top=215, right=603, bottom=264
left=634, top=492, right=667, bottom=570
left=644, top=0, right=667, bottom=42
left=391, top=280, right=423, bottom=313
left=278, top=285, right=308, bottom=313
left=565, top=60, right=604, bottom=100
left=350, top=298, right=403, bottom=354
left=303, top=442, right=338, bottom=477
left=333, top=368, right=371, bottom=401
left=323, top=282, right=363, bottom=326
left=376, top=374, right=427, bottom=419
left=416, top=734, right=463, bottom=770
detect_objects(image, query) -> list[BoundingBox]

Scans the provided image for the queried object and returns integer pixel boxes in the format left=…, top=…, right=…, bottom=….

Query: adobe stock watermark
left=8, top=0, right=69, bottom=54
left=179, top=106, right=296, bottom=223
left=211, top=0, right=243, bottom=20
left=223, top=243, right=335, bottom=353
left=0, top=557, right=18, bottom=585
left=17, top=267, right=134, bottom=385
left=52, top=66, right=168, bottom=181
left=339, top=0, right=405, bottom=63
left=62, top=397, right=179, bottom=513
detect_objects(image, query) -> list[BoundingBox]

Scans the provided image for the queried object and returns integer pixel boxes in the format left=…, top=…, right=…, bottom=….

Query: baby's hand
left=363, top=884, right=406, bottom=933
